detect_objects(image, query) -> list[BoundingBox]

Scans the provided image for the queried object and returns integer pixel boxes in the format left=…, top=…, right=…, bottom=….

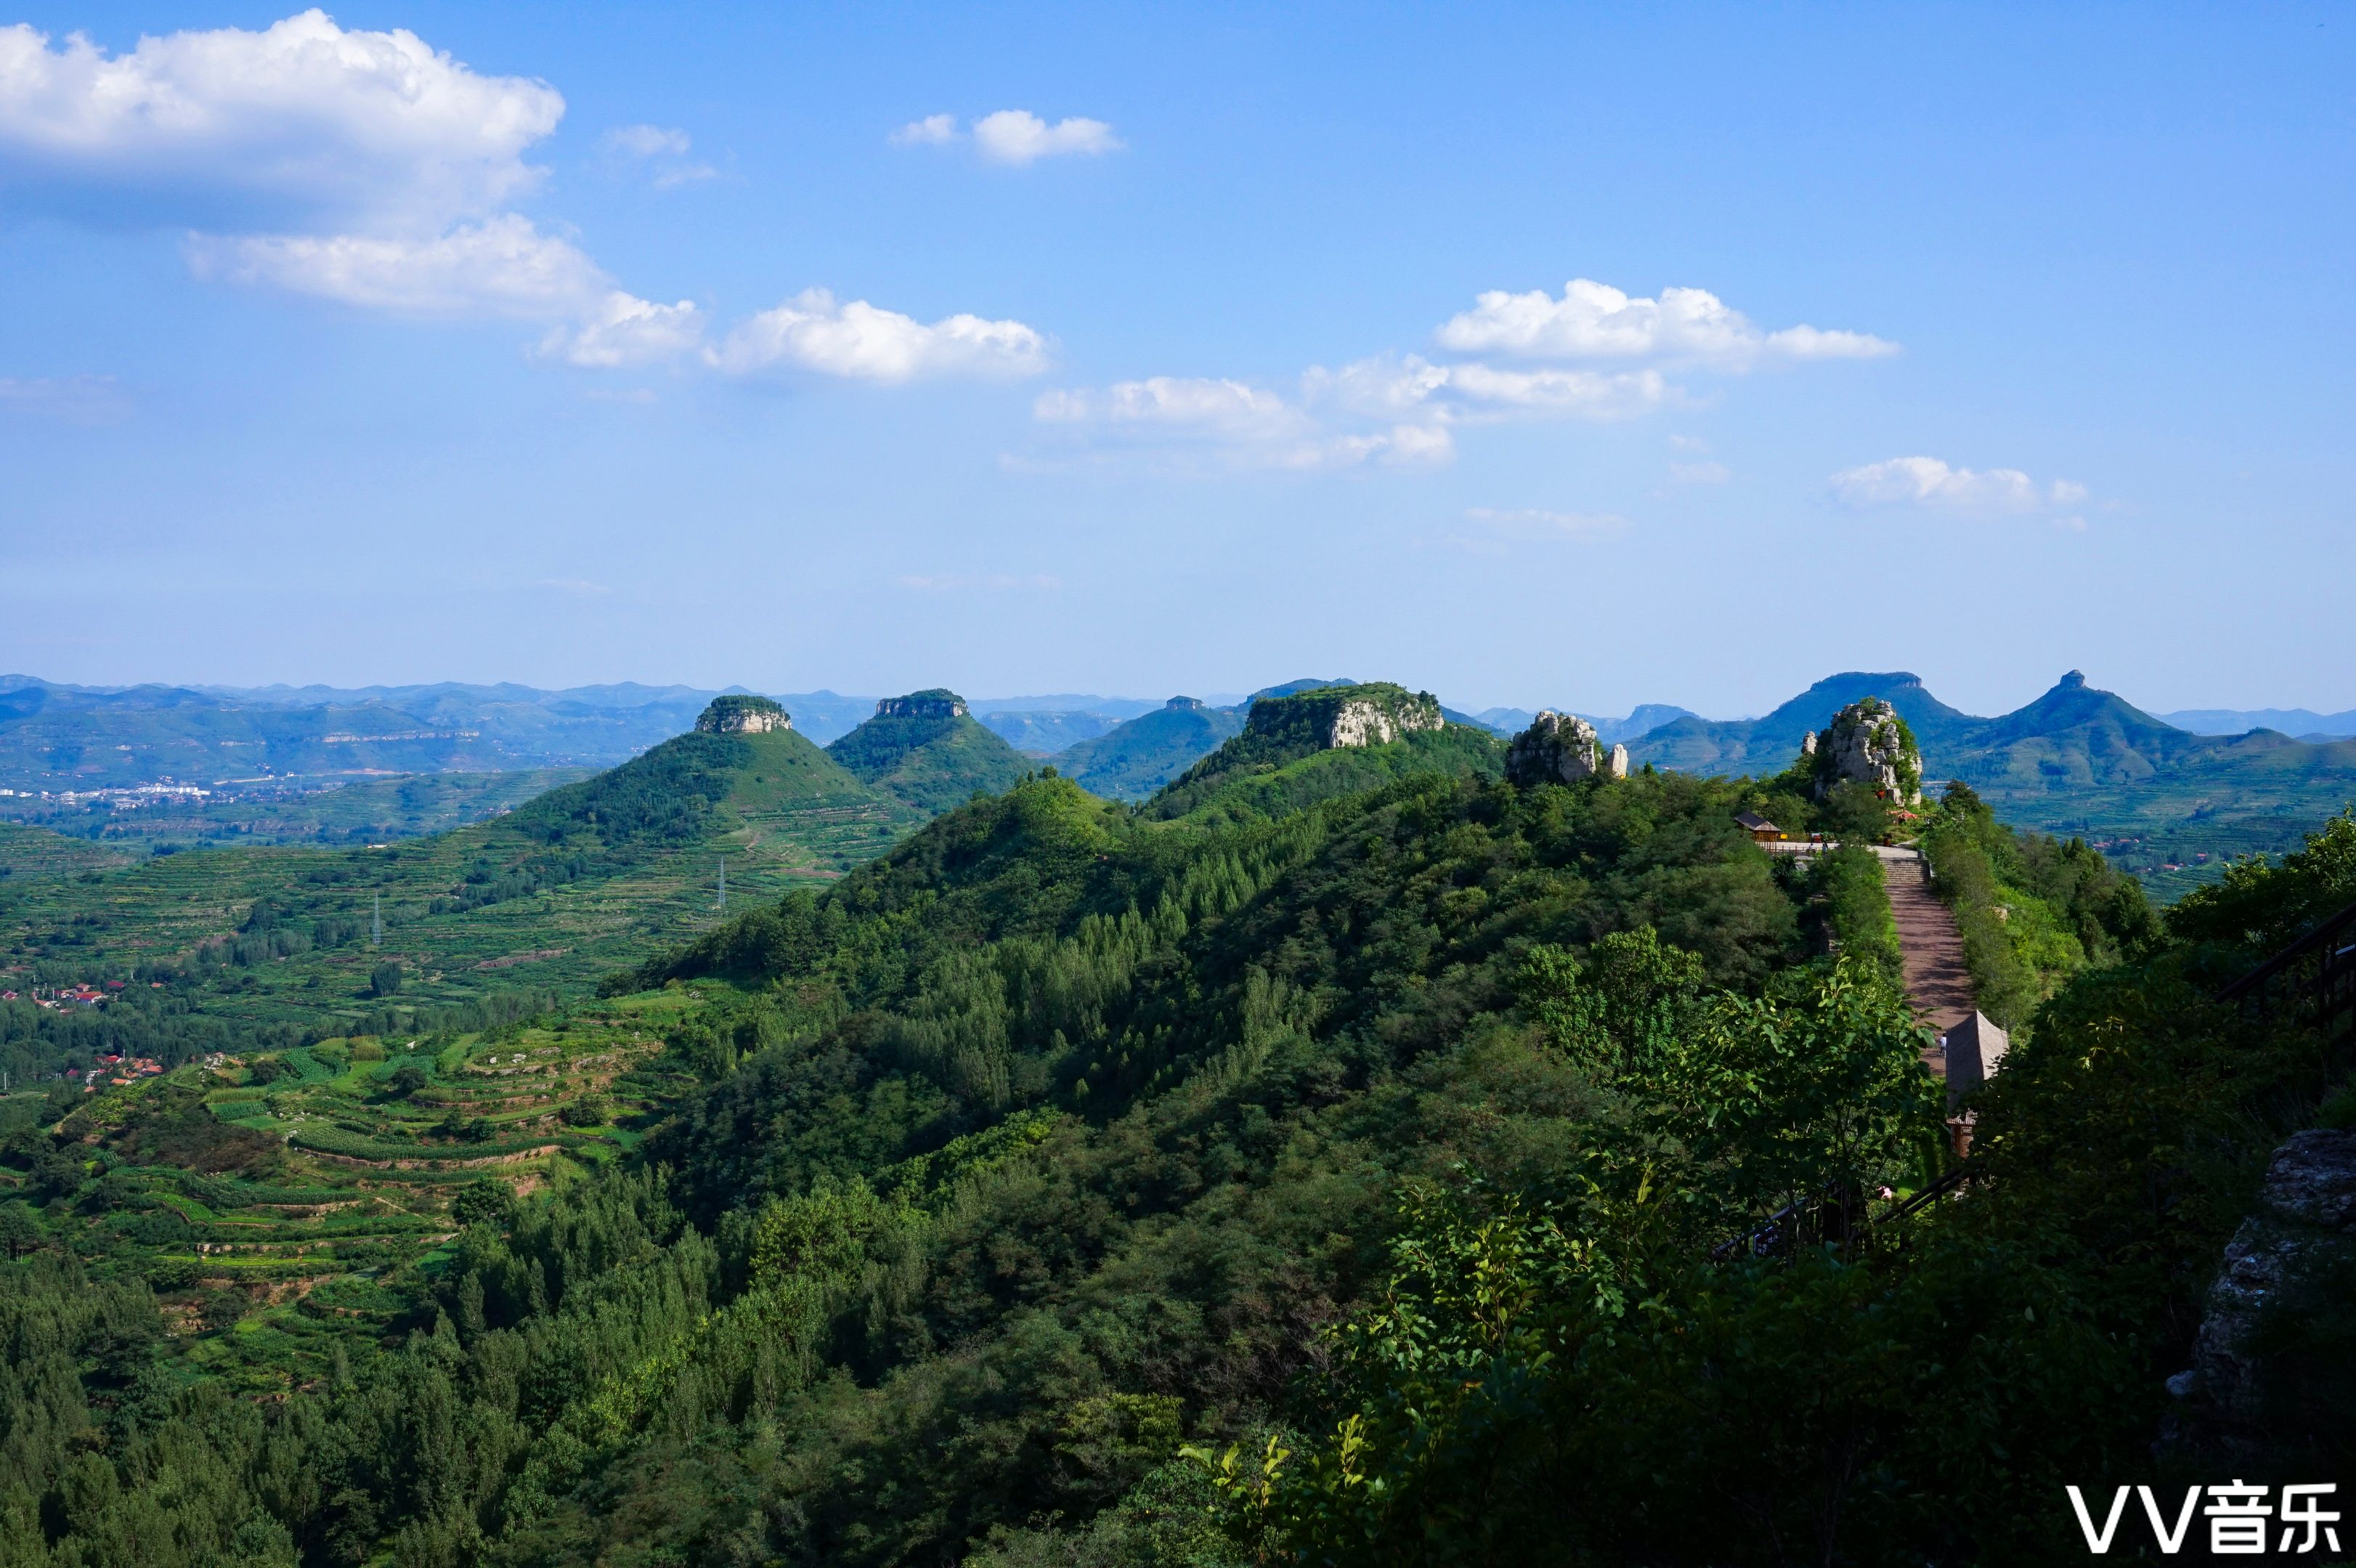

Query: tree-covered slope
left=1147, top=683, right=1503, bottom=821
left=1049, top=696, right=1247, bottom=800
left=4, top=743, right=2352, bottom=1564
left=0, top=716, right=922, bottom=1050
left=825, top=690, right=1033, bottom=814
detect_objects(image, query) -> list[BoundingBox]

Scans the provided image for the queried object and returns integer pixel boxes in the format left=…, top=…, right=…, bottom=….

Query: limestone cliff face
left=1812, top=697, right=1921, bottom=803
left=1240, top=683, right=1444, bottom=754
left=2169, top=1129, right=2356, bottom=1462
left=694, top=695, right=792, bottom=734
left=1327, top=693, right=1442, bottom=747
left=874, top=689, right=969, bottom=720
left=1506, top=710, right=1603, bottom=787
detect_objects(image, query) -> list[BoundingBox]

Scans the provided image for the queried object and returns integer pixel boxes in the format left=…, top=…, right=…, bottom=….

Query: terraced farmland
left=18, top=984, right=726, bottom=1394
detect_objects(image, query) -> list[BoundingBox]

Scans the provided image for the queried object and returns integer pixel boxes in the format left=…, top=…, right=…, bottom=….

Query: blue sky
left=1, top=3, right=2349, bottom=718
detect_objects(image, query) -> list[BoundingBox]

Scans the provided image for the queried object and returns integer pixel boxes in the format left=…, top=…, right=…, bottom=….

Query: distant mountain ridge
left=2159, top=707, right=2356, bottom=740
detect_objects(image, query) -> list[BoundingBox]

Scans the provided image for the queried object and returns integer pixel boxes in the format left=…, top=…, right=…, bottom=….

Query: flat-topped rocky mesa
left=694, top=694, right=791, bottom=734
left=1506, top=710, right=1630, bottom=786
left=1811, top=696, right=1922, bottom=803
left=873, top=688, right=969, bottom=720
left=1248, top=681, right=1444, bottom=751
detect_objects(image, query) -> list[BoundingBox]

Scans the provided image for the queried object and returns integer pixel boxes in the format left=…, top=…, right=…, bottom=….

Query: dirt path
left=1880, top=851, right=1976, bottom=1079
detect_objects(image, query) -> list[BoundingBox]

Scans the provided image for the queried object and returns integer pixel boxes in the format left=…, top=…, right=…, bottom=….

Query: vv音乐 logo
left=2067, top=1482, right=2341, bottom=1556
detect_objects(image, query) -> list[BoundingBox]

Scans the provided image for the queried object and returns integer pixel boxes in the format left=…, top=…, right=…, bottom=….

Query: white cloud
left=1305, top=353, right=1667, bottom=423
left=711, top=288, right=1047, bottom=381
left=972, top=110, right=1122, bottom=164
left=1435, top=279, right=1896, bottom=369
left=0, top=10, right=561, bottom=230
left=189, top=214, right=606, bottom=318
left=604, top=124, right=689, bottom=159
left=1829, top=456, right=2087, bottom=513
left=601, top=123, right=714, bottom=187
left=1033, top=375, right=1447, bottom=470
left=890, top=113, right=959, bottom=146
left=543, top=293, right=704, bottom=367
left=1669, top=459, right=1731, bottom=485
left=1036, top=376, right=1302, bottom=436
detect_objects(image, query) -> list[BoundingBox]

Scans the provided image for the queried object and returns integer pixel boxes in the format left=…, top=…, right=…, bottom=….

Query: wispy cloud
left=1829, top=455, right=2087, bottom=519
left=889, top=113, right=959, bottom=147
left=0, top=374, right=131, bottom=424
left=600, top=123, right=715, bottom=187
left=889, top=110, right=1124, bottom=164
left=1455, top=507, right=1630, bottom=545
left=894, top=572, right=1063, bottom=591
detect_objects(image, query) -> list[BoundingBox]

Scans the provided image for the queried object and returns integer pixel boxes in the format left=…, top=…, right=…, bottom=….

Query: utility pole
left=717, top=854, right=726, bottom=914
left=372, top=893, right=382, bottom=948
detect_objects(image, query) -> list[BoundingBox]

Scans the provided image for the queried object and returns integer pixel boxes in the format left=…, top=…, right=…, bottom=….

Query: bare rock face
left=874, top=689, right=968, bottom=720
left=1507, top=711, right=1603, bottom=787
left=695, top=695, right=792, bottom=734
left=1608, top=743, right=1630, bottom=779
left=1812, top=698, right=1921, bottom=803
left=2170, top=1129, right=2356, bottom=1459
left=1328, top=694, right=1442, bottom=748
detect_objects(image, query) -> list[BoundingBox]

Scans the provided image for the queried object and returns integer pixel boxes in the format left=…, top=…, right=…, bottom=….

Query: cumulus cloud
left=972, top=110, right=1122, bottom=164
left=190, top=214, right=606, bottom=317
left=889, top=113, right=959, bottom=146
left=543, top=293, right=705, bottom=368
left=1435, top=279, right=1896, bottom=369
left=0, top=10, right=561, bottom=231
left=710, top=288, right=1047, bottom=382
left=1829, top=456, right=2087, bottom=514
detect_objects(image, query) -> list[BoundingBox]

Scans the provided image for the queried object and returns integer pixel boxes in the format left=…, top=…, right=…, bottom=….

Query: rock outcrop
left=874, top=689, right=969, bottom=720
left=1507, top=711, right=1603, bottom=787
left=694, top=695, right=791, bottom=734
left=1608, top=743, right=1630, bottom=779
left=1811, top=697, right=1922, bottom=803
left=1239, top=683, right=1445, bottom=754
left=2169, top=1128, right=2356, bottom=1461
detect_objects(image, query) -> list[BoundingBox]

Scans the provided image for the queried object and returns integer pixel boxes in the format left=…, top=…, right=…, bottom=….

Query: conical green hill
left=510, top=716, right=888, bottom=851
left=1052, top=696, right=1246, bottom=800
left=826, top=689, right=1032, bottom=813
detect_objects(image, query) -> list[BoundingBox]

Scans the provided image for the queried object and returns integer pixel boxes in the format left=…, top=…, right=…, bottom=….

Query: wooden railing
left=2217, top=897, right=2356, bottom=1039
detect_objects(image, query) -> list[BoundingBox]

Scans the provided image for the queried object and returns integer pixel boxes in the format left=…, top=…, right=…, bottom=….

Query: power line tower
left=372, top=893, right=383, bottom=948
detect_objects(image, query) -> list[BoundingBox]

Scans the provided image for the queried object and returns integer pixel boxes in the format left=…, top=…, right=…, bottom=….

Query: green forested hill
left=826, top=690, right=1033, bottom=813
left=0, top=718, right=921, bottom=1056
left=1630, top=670, right=2356, bottom=891
left=1049, top=696, right=1247, bottom=799
left=5, top=730, right=2346, bottom=1565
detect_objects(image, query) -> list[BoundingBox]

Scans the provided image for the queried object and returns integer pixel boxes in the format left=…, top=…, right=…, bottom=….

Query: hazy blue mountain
left=2158, top=707, right=2356, bottom=739
left=1049, top=697, right=1248, bottom=799
left=1476, top=702, right=1699, bottom=743
left=979, top=710, right=1125, bottom=754
left=966, top=694, right=1163, bottom=720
